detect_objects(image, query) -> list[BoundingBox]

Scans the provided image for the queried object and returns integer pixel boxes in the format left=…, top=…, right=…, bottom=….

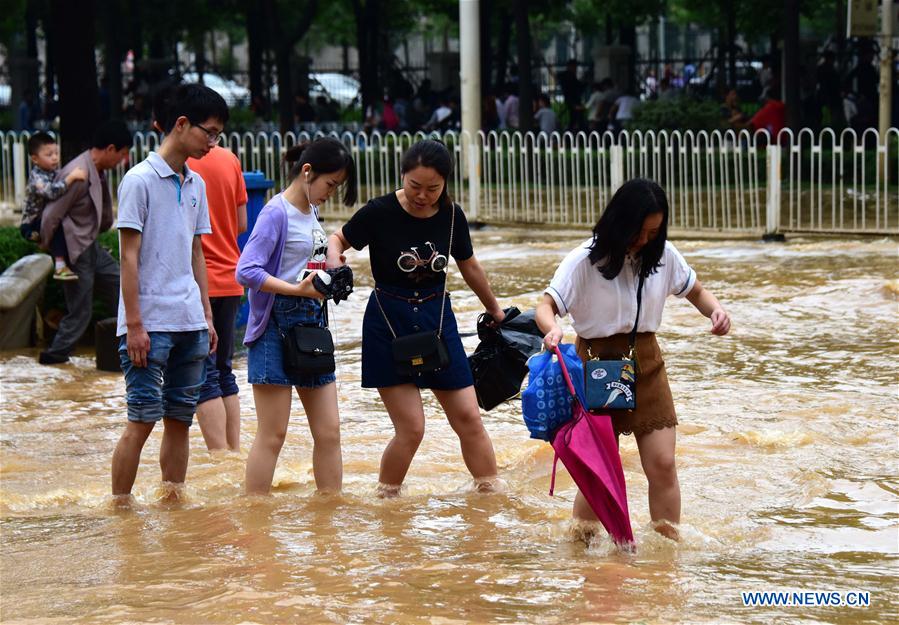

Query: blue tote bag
left=521, top=343, right=586, bottom=441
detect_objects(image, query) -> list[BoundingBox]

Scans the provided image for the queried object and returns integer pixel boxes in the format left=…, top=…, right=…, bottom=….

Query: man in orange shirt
left=188, top=145, right=248, bottom=450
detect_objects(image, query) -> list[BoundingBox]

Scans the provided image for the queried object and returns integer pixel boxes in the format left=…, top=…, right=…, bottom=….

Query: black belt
left=374, top=287, right=440, bottom=305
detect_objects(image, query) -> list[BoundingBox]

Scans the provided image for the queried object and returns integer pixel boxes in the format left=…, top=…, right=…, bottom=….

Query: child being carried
left=20, top=132, right=87, bottom=280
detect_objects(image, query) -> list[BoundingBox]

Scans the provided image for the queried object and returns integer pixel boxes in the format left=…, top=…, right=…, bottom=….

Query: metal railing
left=2, top=127, right=896, bottom=235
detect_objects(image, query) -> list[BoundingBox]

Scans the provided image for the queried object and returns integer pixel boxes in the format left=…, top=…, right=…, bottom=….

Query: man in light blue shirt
left=111, top=84, right=228, bottom=498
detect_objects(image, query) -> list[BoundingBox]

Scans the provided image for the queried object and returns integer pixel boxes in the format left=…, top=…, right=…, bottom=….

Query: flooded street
left=1, top=227, right=897, bottom=624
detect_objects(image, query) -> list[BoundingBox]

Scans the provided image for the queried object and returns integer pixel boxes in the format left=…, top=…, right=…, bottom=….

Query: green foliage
left=97, top=230, right=119, bottom=261
left=0, top=226, right=38, bottom=274
left=568, top=0, right=666, bottom=31
left=0, top=0, right=27, bottom=53
left=627, top=96, right=725, bottom=132
left=226, top=106, right=260, bottom=130
left=0, top=226, right=120, bottom=322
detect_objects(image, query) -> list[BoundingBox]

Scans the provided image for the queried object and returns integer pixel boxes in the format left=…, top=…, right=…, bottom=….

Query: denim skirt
left=361, top=282, right=474, bottom=390
left=247, top=294, right=336, bottom=388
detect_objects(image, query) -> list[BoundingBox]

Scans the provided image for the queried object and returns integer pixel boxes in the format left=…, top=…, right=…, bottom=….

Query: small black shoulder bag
left=277, top=300, right=336, bottom=376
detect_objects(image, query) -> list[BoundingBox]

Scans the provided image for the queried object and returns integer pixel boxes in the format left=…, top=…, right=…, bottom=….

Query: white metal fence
left=2, top=128, right=897, bottom=235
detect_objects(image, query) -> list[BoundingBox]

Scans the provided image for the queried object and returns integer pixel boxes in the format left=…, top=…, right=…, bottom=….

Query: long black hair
left=284, top=137, right=358, bottom=206
left=400, top=139, right=454, bottom=211
left=588, top=178, right=669, bottom=279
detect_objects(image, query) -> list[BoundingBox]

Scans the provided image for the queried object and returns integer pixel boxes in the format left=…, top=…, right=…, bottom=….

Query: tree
left=350, top=0, right=382, bottom=118
left=99, top=0, right=127, bottom=121
left=783, top=0, right=800, bottom=131
left=567, top=0, right=666, bottom=92
left=513, top=0, right=533, bottom=132
left=261, top=0, right=319, bottom=132
left=50, top=0, right=99, bottom=161
left=245, top=0, right=266, bottom=110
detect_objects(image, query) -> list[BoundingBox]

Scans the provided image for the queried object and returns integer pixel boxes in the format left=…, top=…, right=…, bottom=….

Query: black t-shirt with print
left=341, top=191, right=474, bottom=288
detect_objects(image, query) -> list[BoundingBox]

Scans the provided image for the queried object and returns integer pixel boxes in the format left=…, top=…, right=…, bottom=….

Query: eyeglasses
left=194, top=123, right=222, bottom=144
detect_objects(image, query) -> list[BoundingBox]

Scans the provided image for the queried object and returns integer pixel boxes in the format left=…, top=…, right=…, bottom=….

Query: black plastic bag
left=468, top=307, right=545, bottom=411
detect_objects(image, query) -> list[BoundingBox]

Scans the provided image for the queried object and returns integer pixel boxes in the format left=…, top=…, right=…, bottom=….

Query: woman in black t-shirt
left=328, top=140, right=505, bottom=496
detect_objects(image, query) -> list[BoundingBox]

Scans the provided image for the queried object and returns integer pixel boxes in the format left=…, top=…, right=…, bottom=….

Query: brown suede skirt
left=575, top=332, right=677, bottom=437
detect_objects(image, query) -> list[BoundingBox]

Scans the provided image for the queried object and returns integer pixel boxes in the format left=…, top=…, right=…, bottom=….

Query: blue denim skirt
left=247, top=294, right=336, bottom=387
left=361, top=282, right=474, bottom=390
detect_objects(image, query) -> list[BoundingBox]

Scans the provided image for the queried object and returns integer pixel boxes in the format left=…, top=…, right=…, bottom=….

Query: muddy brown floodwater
left=1, top=227, right=897, bottom=624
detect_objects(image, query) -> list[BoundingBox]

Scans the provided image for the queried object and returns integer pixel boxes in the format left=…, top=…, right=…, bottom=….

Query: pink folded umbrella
left=549, top=345, right=635, bottom=546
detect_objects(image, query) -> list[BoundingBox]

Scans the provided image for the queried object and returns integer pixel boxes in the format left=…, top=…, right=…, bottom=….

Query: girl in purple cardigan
left=236, top=138, right=357, bottom=494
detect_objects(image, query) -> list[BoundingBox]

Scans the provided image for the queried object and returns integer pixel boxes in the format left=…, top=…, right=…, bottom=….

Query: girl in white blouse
left=536, top=178, right=731, bottom=540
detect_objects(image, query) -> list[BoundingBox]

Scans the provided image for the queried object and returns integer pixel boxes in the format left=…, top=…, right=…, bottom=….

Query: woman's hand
left=484, top=305, right=505, bottom=327
left=542, top=325, right=563, bottom=351
left=326, top=231, right=349, bottom=268
left=710, top=307, right=731, bottom=335
left=293, top=272, right=325, bottom=300
left=326, top=253, right=346, bottom=269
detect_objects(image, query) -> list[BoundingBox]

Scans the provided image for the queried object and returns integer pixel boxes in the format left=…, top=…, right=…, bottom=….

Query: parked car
left=182, top=72, right=250, bottom=107
left=310, top=73, right=360, bottom=107
left=270, top=73, right=360, bottom=109
left=689, top=60, right=763, bottom=102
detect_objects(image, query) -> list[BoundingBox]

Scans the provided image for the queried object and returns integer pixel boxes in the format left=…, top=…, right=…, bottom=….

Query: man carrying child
left=38, top=120, right=133, bottom=365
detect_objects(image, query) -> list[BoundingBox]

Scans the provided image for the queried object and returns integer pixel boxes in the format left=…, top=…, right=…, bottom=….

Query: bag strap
left=374, top=203, right=456, bottom=339
left=627, top=272, right=646, bottom=358
left=553, top=345, right=579, bottom=399
left=549, top=452, right=560, bottom=496
left=271, top=297, right=329, bottom=337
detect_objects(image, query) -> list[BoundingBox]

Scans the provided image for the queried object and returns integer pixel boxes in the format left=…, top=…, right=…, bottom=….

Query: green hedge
left=627, top=96, right=725, bottom=133
left=0, top=226, right=120, bottom=319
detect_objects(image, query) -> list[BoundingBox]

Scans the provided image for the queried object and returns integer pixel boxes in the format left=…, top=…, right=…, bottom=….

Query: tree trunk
left=10, top=0, right=41, bottom=126
left=480, top=0, right=493, bottom=97
left=725, top=0, right=736, bottom=90
left=495, top=6, right=510, bottom=89
left=194, top=32, right=207, bottom=79
left=45, top=19, right=56, bottom=106
left=835, top=0, right=846, bottom=74
left=247, top=0, right=264, bottom=107
left=618, top=21, right=637, bottom=93
left=354, top=0, right=381, bottom=120
left=782, top=0, right=801, bottom=131
left=129, top=0, right=143, bottom=62
left=50, top=0, right=100, bottom=162
left=103, top=0, right=124, bottom=120
left=514, top=0, right=532, bottom=132
left=263, top=0, right=319, bottom=131
left=715, top=24, right=727, bottom=95
left=275, top=45, right=293, bottom=132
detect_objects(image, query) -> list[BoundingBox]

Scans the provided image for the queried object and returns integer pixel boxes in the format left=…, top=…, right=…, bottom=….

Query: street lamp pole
left=879, top=0, right=894, bottom=138
left=460, top=0, right=481, bottom=219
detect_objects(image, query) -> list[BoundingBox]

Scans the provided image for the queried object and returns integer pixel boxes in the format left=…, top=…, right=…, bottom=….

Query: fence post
left=610, top=144, right=624, bottom=193
left=764, top=144, right=784, bottom=241
left=13, top=141, right=26, bottom=208
left=467, top=137, right=480, bottom=221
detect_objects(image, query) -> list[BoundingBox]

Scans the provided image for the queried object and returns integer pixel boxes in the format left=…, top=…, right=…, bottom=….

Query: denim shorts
left=118, top=329, right=210, bottom=424
left=247, top=294, right=336, bottom=388
left=198, top=296, right=242, bottom=404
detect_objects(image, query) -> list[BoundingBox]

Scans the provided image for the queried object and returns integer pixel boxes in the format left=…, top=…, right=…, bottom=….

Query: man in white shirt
left=609, top=90, right=640, bottom=132
left=534, top=94, right=558, bottom=136
left=502, top=84, right=520, bottom=130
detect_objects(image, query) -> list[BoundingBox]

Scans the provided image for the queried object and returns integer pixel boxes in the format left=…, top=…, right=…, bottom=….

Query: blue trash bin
left=236, top=171, right=275, bottom=328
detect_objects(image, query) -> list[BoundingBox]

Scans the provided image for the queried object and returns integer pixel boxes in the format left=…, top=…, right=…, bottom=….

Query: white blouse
left=546, top=239, right=696, bottom=338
